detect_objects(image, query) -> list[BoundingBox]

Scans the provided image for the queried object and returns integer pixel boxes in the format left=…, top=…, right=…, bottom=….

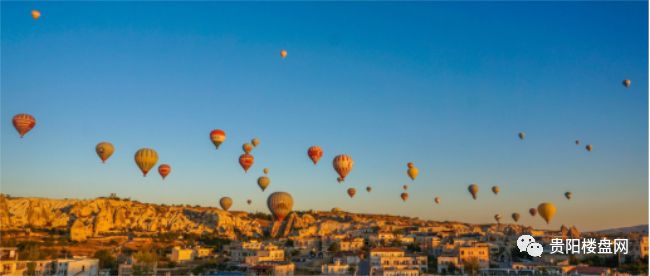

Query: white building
left=321, top=259, right=350, bottom=275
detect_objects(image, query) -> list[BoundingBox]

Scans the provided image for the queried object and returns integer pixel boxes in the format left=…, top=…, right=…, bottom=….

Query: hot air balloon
left=280, top=49, right=288, bottom=59
left=585, top=144, right=593, bottom=152
left=407, top=162, right=419, bottom=180
left=209, top=130, right=226, bottom=149
left=366, top=186, right=372, bottom=192
left=251, top=138, right=260, bottom=147
left=12, top=114, right=36, bottom=138
left=134, top=148, right=158, bottom=176
left=512, top=213, right=521, bottom=222
left=257, top=176, right=270, bottom=191
left=239, top=154, right=254, bottom=172
left=247, top=199, right=252, bottom=205
left=347, top=188, right=356, bottom=198
left=307, top=146, right=323, bottom=165
left=491, top=186, right=500, bottom=195
left=494, top=214, right=502, bottom=223
left=158, top=164, right=171, bottom=179
left=243, top=143, right=254, bottom=154
left=434, top=197, right=440, bottom=204
left=518, top=132, right=525, bottom=140
left=529, top=208, right=537, bottom=216
left=263, top=168, right=269, bottom=175
left=537, top=202, right=557, bottom=224
left=220, top=197, right=233, bottom=211
left=333, top=155, right=353, bottom=181
left=468, top=184, right=479, bottom=200
left=403, top=185, right=408, bottom=190
left=623, top=79, right=631, bottom=88
left=267, top=192, right=293, bottom=221
left=95, top=142, right=115, bottom=163
left=400, top=192, right=409, bottom=202
left=575, top=140, right=580, bottom=145
left=31, top=10, right=41, bottom=20
left=564, top=192, right=572, bottom=200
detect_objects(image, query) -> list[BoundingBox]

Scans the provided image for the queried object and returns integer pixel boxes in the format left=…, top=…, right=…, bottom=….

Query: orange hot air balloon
left=529, top=208, right=537, bottom=216
left=12, top=114, right=36, bottom=138
left=267, top=192, right=293, bottom=221
left=333, top=155, right=353, bottom=181
left=407, top=163, right=419, bottom=180
left=400, top=192, right=409, bottom=202
left=220, top=197, right=233, bottom=211
left=31, top=10, right=41, bottom=20
left=468, top=184, right=479, bottom=200
left=280, top=49, right=288, bottom=59
left=247, top=199, right=252, bottom=205
left=347, top=188, right=356, bottom=198
left=95, top=142, right=115, bottom=163
left=158, top=164, right=171, bottom=179
left=537, top=202, right=557, bottom=224
left=585, top=144, right=593, bottom=152
left=307, top=146, right=323, bottom=165
left=257, top=176, right=270, bottom=191
left=491, top=186, right=500, bottom=195
left=243, top=143, right=254, bottom=154
left=239, top=154, right=254, bottom=172
left=366, top=186, right=372, bottom=192
left=403, top=185, right=408, bottom=190
left=134, top=148, right=158, bottom=176
left=251, top=138, right=260, bottom=147
left=210, top=129, right=226, bottom=149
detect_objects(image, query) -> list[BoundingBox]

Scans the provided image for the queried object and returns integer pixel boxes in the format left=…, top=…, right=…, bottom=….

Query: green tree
left=93, top=250, right=117, bottom=273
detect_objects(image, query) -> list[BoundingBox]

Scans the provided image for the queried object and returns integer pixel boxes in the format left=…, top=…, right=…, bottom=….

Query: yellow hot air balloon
left=220, top=197, right=233, bottom=211
left=537, top=202, right=557, bottom=224
left=518, top=132, right=525, bottom=140
left=564, top=192, right=572, bottom=200
left=263, top=168, right=269, bottom=175
left=434, top=197, right=440, bottom=204
left=585, top=144, right=593, bottom=152
left=134, top=148, right=158, bottom=176
left=95, top=142, right=115, bottom=163
left=623, top=79, right=631, bottom=88
left=31, top=10, right=41, bottom=20
left=347, top=188, right=356, bottom=198
left=491, top=186, right=500, bottom=195
left=280, top=49, right=288, bottom=59
left=407, top=162, right=419, bottom=181
left=251, top=138, right=260, bottom=147
left=468, top=184, right=479, bottom=200
left=267, top=192, right=293, bottom=221
left=400, top=192, right=409, bottom=202
left=243, top=143, right=254, bottom=154
left=512, top=212, right=520, bottom=222
left=257, top=176, right=270, bottom=191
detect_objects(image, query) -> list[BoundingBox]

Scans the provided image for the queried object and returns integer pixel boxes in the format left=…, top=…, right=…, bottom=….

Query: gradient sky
left=1, top=2, right=647, bottom=231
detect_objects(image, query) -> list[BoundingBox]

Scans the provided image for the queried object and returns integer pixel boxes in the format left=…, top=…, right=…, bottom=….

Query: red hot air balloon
left=307, top=146, right=323, bottom=165
left=12, top=114, right=36, bottom=138
left=239, top=154, right=254, bottom=172
left=333, top=155, right=353, bottom=181
left=210, top=129, right=226, bottom=149
left=347, top=188, right=356, bottom=198
left=158, top=164, right=171, bottom=180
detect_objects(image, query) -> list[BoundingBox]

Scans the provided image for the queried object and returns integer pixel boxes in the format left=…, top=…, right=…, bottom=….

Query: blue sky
left=1, top=1, right=647, bottom=231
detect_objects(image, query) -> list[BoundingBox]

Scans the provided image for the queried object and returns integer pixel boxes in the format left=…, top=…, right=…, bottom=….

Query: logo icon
left=518, top=234, right=543, bottom=257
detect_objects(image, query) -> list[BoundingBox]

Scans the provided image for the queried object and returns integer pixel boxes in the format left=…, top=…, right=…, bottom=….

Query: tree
left=328, top=242, right=340, bottom=252
left=93, top=250, right=117, bottom=273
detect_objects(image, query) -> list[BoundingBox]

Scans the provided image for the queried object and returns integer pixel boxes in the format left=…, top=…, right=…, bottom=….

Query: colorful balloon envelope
left=333, top=155, right=353, bottom=181
left=158, top=164, right=171, bottom=179
left=134, top=148, right=158, bottom=177
left=267, top=192, right=293, bottom=221
left=434, top=197, right=440, bottom=204
left=210, top=129, right=226, bottom=149
left=407, top=164, right=419, bottom=181
left=95, top=142, right=115, bottom=163
left=564, top=192, right=572, bottom=200
left=12, top=113, right=36, bottom=138
left=220, top=197, right=233, bottom=211
left=403, top=185, right=408, bottom=190
left=537, top=202, right=557, bottom=224
left=239, top=154, right=254, bottom=172
left=257, top=176, right=270, bottom=191
left=263, top=168, right=270, bottom=175
left=307, top=146, right=323, bottom=165
left=585, top=144, right=593, bottom=152
left=468, top=184, right=479, bottom=200
left=243, top=143, right=254, bottom=154
left=623, top=79, right=631, bottom=88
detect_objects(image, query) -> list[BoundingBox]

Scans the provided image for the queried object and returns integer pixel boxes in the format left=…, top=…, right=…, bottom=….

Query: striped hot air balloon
left=95, top=142, right=115, bottom=163
left=333, top=154, right=353, bottom=181
left=134, top=148, right=158, bottom=176
left=267, top=192, right=293, bottom=221
left=158, top=164, right=171, bottom=179
left=239, top=154, right=254, bottom=172
left=210, top=129, right=226, bottom=149
left=12, top=114, right=36, bottom=138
